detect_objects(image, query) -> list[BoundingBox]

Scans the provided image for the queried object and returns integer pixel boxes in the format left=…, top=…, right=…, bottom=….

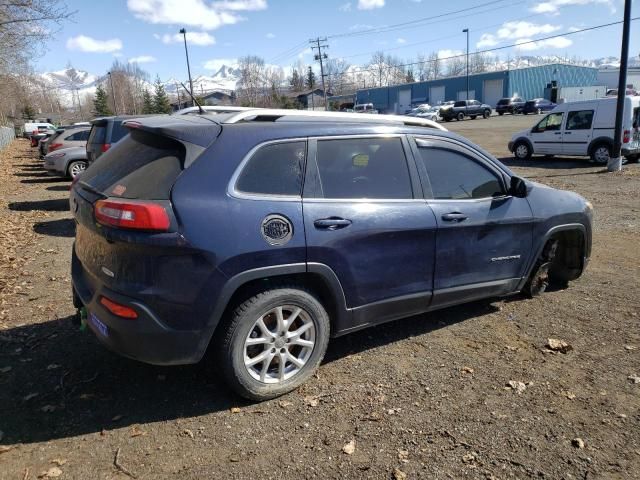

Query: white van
left=354, top=103, right=378, bottom=114
left=23, top=122, right=56, bottom=137
left=509, top=96, right=640, bottom=164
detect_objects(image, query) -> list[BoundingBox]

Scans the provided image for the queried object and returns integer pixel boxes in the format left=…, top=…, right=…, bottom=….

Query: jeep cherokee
left=70, top=109, right=592, bottom=401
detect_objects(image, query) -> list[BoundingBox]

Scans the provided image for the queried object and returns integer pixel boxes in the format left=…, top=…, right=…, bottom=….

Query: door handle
left=564, top=131, right=572, bottom=135
left=554, top=132, right=562, bottom=135
left=314, top=217, right=352, bottom=230
left=441, top=212, right=468, bottom=222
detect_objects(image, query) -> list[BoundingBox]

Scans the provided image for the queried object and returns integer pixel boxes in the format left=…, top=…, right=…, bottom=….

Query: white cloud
left=129, top=55, right=157, bottom=63
left=358, top=0, right=384, bottom=10
left=477, top=33, right=499, bottom=48
left=339, top=2, right=352, bottom=11
left=530, top=0, right=613, bottom=14
left=127, top=0, right=266, bottom=30
left=266, top=32, right=275, bottom=39
left=66, top=35, right=123, bottom=53
left=161, top=31, right=216, bottom=45
left=476, top=21, right=563, bottom=48
left=396, top=37, right=406, bottom=44
left=515, top=36, right=573, bottom=51
left=203, top=58, right=238, bottom=70
left=297, top=47, right=312, bottom=59
left=437, top=49, right=463, bottom=60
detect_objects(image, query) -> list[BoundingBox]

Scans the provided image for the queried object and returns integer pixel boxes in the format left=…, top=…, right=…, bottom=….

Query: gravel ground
left=0, top=115, right=639, bottom=479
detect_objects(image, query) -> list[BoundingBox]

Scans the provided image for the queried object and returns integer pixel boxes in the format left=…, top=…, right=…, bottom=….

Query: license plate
left=89, top=312, right=108, bottom=337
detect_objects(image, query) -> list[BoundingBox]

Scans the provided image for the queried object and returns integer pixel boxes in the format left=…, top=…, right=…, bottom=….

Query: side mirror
left=509, top=176, right=528, bottom=198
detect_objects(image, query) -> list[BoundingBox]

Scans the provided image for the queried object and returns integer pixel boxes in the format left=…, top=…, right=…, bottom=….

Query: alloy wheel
left=516, top=144, right=529, bottom=159
left=69, top=162, right=86, bottom=178
left=243, top=305, right=315, bottom=384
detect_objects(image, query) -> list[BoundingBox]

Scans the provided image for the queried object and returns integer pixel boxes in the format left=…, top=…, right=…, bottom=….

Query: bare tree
left=237, top=55, right=266, bottom=107
left=425, top=52, right=441, bottom=80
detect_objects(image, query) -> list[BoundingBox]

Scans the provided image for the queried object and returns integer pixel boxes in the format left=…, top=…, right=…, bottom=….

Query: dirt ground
left=1, top=115, right=639, bottom=479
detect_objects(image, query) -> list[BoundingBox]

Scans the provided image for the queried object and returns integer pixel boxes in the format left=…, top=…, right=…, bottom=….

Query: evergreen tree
left=21, top=105, right=36, bottom=120
left=405, top=68, right=415, bottom=84
left=305, top=67, right=316, bottom=90
left=141, top=89, right=154, bottom=114
left=289, top=70, right=302, bottom=92
left=152, top=77, right=171, bottom=114
left=93, top=84, right=112, bottom=116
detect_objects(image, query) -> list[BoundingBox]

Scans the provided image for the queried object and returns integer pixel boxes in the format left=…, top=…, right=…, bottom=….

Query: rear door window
left=566, top=110, right=594, bottom=130
left=110, top=121, right=130, bottom=143
left=235, top=141, right=306, bottom=196
left=80, top=131, right=184, bottom=200
left=314, top=137, right=413, bottom=199
left=88, top=125, right=106, bottom=145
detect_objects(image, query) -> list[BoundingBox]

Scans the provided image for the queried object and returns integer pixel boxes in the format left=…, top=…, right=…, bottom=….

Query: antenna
left=179, top=81, right=204, bottom=114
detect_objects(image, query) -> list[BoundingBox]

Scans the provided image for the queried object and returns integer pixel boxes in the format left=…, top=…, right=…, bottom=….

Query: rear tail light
left=101, top=143, right=111, bottom=153
left=94, top=199, right=170, bottom=231
left=100, top=296, right=138, bottom=319
left=48, top=143, right=63, bottom=152
left=623, top=130, right=630, bottom=143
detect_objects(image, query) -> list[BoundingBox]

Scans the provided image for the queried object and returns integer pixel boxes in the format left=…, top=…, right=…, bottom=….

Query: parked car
left=43, top=146, right=88, bottom=179
left=38, top=133, right=56, bottom=158
left=354, top=103, right=378, bottom=114
left=406, top=105, right=440, bottom=122
left=71, top=109, right=592, bottom=401
left=86, top=116, right=138, bottom=165
left=23, top=122, right=55, bottom=138
left=522, top=98, right=556, bottom=115
left=46, top=126, right=90, bottom=154
left=439, top=100, right=492, bottom=121
left=509, top=96, right=640, bottom=164
left=496, top=97, right=525, bottom=115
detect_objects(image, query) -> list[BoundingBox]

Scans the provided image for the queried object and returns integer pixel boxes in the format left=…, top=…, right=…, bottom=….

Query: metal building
left=347, top=64, right=598, bottom=113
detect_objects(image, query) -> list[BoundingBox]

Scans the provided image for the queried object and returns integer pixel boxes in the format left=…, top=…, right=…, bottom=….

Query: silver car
left=45, top=126, right=90, bottom=155
left=43, top=146, right=87, bottom=179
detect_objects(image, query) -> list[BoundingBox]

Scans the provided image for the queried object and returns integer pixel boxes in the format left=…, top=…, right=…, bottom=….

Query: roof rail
left=221, top=108, right=447, bottom=131
left=172, top=105, right=255, bottom=116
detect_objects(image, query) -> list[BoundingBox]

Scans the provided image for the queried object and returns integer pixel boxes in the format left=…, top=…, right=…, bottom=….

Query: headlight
left=584, top=200, right=593, bottom=213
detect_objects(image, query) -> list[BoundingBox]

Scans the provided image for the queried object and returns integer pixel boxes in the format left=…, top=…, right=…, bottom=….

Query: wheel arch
left=518, top=223, right=587, bottom=291
left=196, top=263, right=350, bottom=362
left=588, top=136, right=613, bottom=155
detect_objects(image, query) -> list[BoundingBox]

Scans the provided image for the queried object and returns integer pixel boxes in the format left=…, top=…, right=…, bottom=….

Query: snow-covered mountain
left=164, top=64, right=239, bottom=94
left=40, top=67, right=100, bottom=105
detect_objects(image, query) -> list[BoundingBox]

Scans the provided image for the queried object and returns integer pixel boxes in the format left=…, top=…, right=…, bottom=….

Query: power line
left=324, top=18, right=640, bottom=78
left=326, top=0, right=515, bottom=39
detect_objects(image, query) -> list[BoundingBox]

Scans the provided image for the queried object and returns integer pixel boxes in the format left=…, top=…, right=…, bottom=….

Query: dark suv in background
left=440, top=100, right=492, bottom=121
left=86, top=115, right=141, bottom=165
left=71, top=110, right=592, bottom=401
left=496, top=97, right=525, bottom=115
left=522, top=98, right=557, bottom=115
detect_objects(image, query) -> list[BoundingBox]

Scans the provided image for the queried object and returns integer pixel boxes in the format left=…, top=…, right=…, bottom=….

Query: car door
left=562, top=109, right=594, bottom=156
left=410, top=137, right=533, bottom=308
left=529, top=112, right=564, bottom=154
left=302, top=135, right=437, bottom=331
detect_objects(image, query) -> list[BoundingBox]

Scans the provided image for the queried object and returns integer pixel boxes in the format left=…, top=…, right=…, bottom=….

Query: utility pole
left=310, top=37, right=329, bottom=111
left=179, top=28, right=195, bottom=107
left=608, top=0, right=631, bottom=172
left=107, top=71, right=117, bottom=115
left=463, top=28, right=469, bottom=101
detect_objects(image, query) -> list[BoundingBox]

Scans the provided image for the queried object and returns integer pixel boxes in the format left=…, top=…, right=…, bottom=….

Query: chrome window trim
left=228, top=137, right=308, bottom=202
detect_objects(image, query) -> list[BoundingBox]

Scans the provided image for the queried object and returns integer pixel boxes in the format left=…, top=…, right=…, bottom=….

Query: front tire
left=217, top=287, right=330, bottom=401
left=483, top=109, right=490, bottom=119
left=514, top=141, right=532, bottom=160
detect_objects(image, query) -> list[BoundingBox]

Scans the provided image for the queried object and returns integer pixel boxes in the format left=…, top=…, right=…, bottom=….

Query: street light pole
left=463, top=28, right=469, bottom=101
left=107, top=71, right=117, bottom=115
left=179, top=28, right=195, bottom=107
left=607, top=0, right=632, bottom=172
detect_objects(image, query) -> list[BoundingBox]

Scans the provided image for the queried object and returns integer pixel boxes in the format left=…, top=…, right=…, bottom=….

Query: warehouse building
left=346, top=64, right=598, bottom=113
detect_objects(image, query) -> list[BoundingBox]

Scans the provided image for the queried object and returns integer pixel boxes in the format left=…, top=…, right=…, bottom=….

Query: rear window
left=454, top=101, right=466, bottom=107
left=88, top=125, right=106, bottom=145
left=81, top=131, right=184, bottom=200
left=110, top=120, right=130, bottom=143
left=497, top=99, right=510, bottom=105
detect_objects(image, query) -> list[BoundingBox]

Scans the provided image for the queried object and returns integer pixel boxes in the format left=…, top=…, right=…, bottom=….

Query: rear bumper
left=622, top=145, right=640, bottom=156
left=71, top=246, right=207, bottom=365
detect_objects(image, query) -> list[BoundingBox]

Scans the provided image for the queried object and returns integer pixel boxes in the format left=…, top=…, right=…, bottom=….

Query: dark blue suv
left=70, top=110, right=592, bottom=400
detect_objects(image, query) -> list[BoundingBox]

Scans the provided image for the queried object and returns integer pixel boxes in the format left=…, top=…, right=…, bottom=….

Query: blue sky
left=37, top=0, right=639, bottom=79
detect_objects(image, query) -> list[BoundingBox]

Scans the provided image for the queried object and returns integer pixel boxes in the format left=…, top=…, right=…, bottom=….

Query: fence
left=0, top=126, right=15, bottom=151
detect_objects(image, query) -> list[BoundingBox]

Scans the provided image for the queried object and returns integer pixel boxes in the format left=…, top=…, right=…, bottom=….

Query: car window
left=515, top=98, right=523, bottom=102
left=110, top=121, right=130, bottom=143
left=65, top=130, right=89, bottom=141
left=471, top=100, right=480, bottom=106
left=454, top=101, right=466, bottom=107
left=497, top=99, right=509, bottom=105
left=418, top=147, right=503, bottom=200
left=566, top=110, right=594, bottom=130
left=88, top=125, right=106, bottom=145
left=236, top=141, right=306, bottom=196
left=534, top=112, right=563, bottom=132
left=315, top=137, right=413, bottom=199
